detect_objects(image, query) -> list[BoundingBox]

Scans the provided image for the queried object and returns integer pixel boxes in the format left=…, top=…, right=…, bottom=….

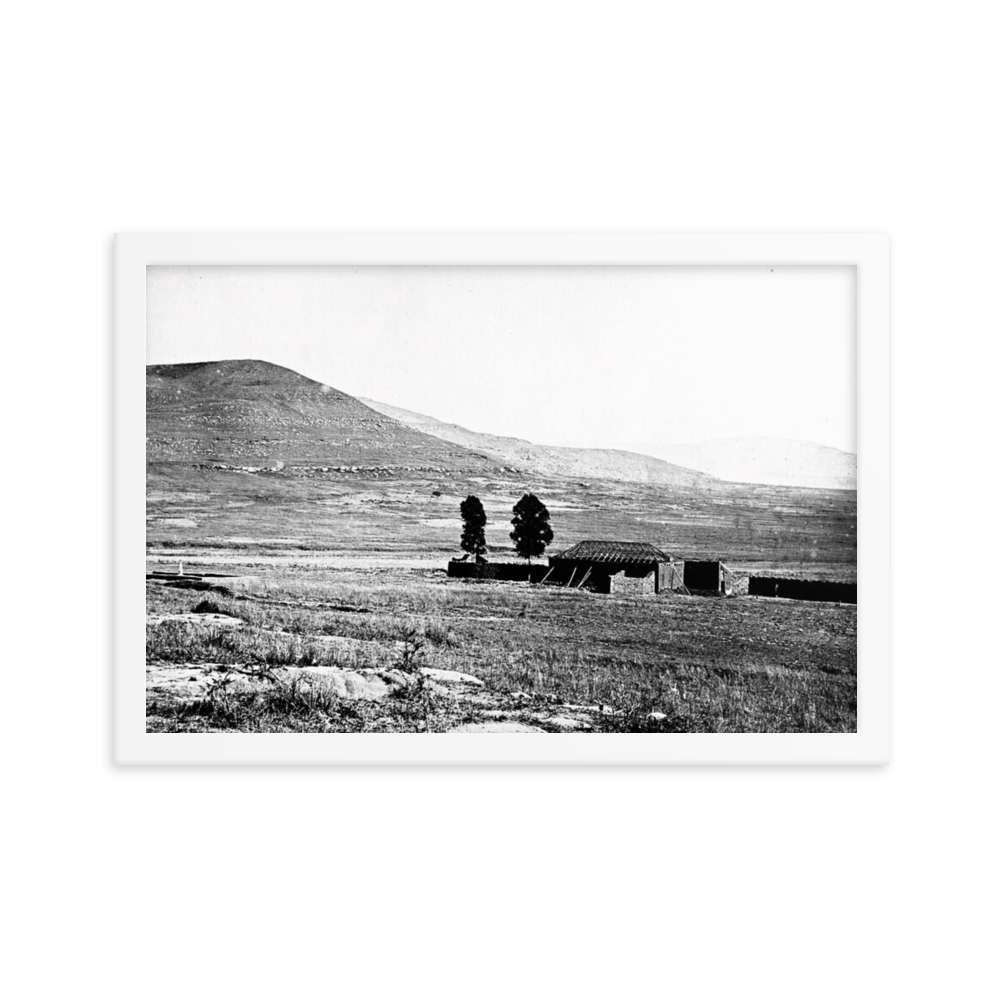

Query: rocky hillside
left=146, top=360, right=504, bottom=474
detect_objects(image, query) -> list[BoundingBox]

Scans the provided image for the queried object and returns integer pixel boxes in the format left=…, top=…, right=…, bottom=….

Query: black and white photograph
left=145, top=262, right=858, bottom=735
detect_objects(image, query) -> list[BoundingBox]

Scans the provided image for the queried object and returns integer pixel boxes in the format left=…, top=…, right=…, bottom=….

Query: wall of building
left=609, top=570, right=656, bottom=596
left=546, top=559, right=668, bottom=594
left=448, top=560, right=854, bottom=604
left=658, top=560, right=685, bottom=592
left=552, top=560, right=684, bottom=593
left=545, top=560, right=598, bottom=589
left=684, top=561, right=722, bottom=592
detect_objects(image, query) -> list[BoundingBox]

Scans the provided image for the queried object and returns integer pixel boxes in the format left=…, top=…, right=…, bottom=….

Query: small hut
left=547, top=540, right=684, bottom=595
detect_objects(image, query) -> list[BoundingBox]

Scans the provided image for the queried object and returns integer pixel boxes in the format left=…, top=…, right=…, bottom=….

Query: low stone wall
left=748, top=577, right=857, bottom=604
left=447, top=560, right=551, bottom=583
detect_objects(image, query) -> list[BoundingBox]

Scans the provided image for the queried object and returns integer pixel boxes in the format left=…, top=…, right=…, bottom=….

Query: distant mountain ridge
left=651, top=438, right=857, bottom=490
left=361, top=398, right=856, bottom=491
left=358, top=398, right=713, bottom=487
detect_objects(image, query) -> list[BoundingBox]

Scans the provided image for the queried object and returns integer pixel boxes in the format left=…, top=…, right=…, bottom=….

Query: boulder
left=419, top=667, right=484, bottom=686
left=542, top=715, right=592, bottom=731
left=447, top=722, right=546, bottom=733
left=146, top=613, right=242, bottom=628
left=294, top=667, right=391, bottom=700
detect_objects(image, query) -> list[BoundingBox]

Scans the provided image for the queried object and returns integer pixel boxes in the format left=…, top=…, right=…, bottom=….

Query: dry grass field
left=148, top=464, right=857, bottom=573
left=146, top=469, right=857, bottom=734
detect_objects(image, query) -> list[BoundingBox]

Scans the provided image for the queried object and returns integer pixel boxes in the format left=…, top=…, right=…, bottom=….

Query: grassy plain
left=146, top=468, right=857, bottom=734
left=148, top=466, right=857, bottom=574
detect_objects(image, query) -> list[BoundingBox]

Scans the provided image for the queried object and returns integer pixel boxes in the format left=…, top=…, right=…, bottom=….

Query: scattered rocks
left=296, top=667, right=391, bottom=700
left=146, top=613, right=243, bottom=628
left=146, top=663, right=248, bottom=697
left=379, top=669, right=414, bottom=689
left=541, top=715, right=592, bottom=731
left=447, top=722, right=546, bottom=733
left=146, top=661, right=488, bottom=704
left=419, top=667, right=484, bottom=687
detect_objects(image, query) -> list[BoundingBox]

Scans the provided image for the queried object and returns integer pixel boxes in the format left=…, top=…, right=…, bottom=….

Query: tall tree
left=509, top=493, right=553, bottom=563
left=459, top=495, right=488, bottom=559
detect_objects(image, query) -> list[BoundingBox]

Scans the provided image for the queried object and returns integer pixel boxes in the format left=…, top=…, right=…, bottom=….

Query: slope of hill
left=146, top=360, right=503, bottom=474
left=147, top=361, right=849, bottom=490
left=650, top=438, right=857, bottom=490
left=358, top=398, right=713, bottom=487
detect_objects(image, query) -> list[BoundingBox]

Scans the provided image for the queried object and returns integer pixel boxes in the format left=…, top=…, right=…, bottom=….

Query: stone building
left=547, top=540, right=684, bottom=595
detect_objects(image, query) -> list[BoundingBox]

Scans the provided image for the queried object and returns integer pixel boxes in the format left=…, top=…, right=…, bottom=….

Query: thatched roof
left=550, top=540, right=674, bottom=565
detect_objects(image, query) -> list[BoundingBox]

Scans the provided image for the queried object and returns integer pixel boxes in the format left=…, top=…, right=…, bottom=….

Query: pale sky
left=146, top=265, right=856, bottom=455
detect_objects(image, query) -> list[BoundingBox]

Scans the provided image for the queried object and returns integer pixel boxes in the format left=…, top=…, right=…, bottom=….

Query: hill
left=361, top=398, right=855, bottom=491
left=146, top=360, right=505, bottom=474
left=357, top=398, right=714, bottom=487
